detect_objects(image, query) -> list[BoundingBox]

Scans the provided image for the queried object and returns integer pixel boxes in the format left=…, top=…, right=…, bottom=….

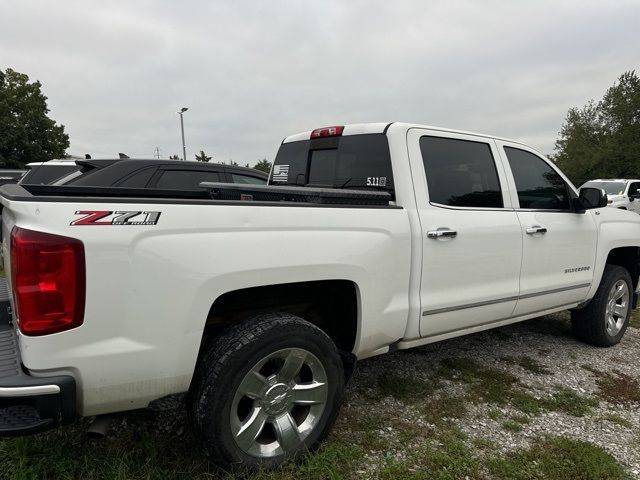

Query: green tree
left=555, top=71, right=640, bottom=185
left=169, top=154, right=180, bottom=160
left=253, top=158, right=272, bottom=174
left=195, top=150, right=211, bottom=162
left=0, top=68, right=69, bottom=167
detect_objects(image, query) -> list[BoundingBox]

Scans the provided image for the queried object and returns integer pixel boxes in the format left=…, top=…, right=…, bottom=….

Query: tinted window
left=271, top=134, right=394, bottom=192
left=504, top=147, right=570, bottom=210
left=231, top=173, right=267, bottom=185
left=117, top=168, right=157, bottom=188
left=21, top=165, right=79, bottom=185
left=629, top=182, right=640, bottom=196
left=420, top=136, right=503, bottom=208
left=154, top=170, right=222, bottom=190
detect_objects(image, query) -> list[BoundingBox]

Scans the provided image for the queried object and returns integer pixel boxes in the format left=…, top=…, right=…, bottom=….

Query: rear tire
left=571, top=265, right=633, bottom=347
left=189, top=313, right=344, bottom=470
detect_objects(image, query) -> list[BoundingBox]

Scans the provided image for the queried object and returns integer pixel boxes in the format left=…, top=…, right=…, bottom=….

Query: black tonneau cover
left=0, top=182, right=392, bottom=207
left=199, top=182, right=391, bottom=205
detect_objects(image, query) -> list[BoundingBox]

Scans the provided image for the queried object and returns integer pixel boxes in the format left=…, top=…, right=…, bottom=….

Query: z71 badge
left=71, top=210, right=161, bottom=226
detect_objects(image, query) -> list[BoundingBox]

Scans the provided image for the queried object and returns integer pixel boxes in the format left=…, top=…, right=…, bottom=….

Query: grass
left=502, top=419, right=523, bottom=432
left=0, top=419, right=364, bottom=480
left=502, top=355, right=552, bottom=375
left=544, top=386, right=598, bottom=417
left=629, top=309, right=640, bottom=328
left=434, top=358, right=597, bottom=417
left=488, top=436, right=630, bottom=480
left=601, top=414, right=633, bottom=428
left=376, top=373, right=437, bottom=401
left=594, top=370, right=640, bottom=405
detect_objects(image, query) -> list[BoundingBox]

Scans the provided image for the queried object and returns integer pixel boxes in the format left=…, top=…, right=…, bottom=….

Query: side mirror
left=576, top=187, right=607, bottom=211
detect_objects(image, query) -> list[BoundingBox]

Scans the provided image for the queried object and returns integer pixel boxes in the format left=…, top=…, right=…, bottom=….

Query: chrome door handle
left=427, top=229, right=457, bottom=239
left=526, top=226, right=547, bottom=235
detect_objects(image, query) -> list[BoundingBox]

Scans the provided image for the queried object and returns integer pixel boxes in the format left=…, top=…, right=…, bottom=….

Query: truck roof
left=282, top=122, right=528, bottom=146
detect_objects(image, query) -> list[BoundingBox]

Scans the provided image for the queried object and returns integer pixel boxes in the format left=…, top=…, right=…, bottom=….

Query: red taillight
left=10, top=227, right=85, bottom=336
left=310, top=126, right=344, bottom=139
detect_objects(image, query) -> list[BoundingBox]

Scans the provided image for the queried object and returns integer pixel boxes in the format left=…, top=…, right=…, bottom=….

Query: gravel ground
left=344, top=312, right=640, bottom=477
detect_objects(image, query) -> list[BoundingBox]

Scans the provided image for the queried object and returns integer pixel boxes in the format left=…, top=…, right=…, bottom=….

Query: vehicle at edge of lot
left=0, top=122, right=638, bottom=471
left=0, top=169, right=26, bottom=186
left=581, top=179, right=640, bottom=213
left=20, top=158, right=268, bottom=190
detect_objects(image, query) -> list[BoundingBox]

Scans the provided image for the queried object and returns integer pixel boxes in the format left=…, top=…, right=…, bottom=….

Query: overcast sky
left=1, top=1, right=638, bottom=164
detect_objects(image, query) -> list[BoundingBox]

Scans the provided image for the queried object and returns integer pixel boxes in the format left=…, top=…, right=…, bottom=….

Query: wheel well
left=618, top=206, right=628, bottom=210
left=606, top=247, right=640, bottom=290
left=204, top=280, right=358, bottom=352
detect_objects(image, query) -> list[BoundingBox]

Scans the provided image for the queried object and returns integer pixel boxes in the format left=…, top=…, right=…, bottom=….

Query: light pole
left=178, top=107, right=188, bottom=160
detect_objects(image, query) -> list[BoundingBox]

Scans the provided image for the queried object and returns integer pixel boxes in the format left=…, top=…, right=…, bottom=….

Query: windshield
left=581, top=181, right=627, bottom=196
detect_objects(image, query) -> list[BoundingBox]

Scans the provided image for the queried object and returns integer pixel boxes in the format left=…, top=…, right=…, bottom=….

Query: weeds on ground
left=601, top=414, right=633, bottom=428
left=502, top=355, right=552, bottom=375
left=488, top=436, right=630, bottom=480
left=435, top=358, right=597, bottom=417
left=594, top=370, right=640, bottom=405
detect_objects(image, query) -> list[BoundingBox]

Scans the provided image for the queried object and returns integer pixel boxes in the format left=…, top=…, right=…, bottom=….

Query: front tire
left=571, top=265, right=633, bottom=347
left=190, top=313, right=345, bottom=470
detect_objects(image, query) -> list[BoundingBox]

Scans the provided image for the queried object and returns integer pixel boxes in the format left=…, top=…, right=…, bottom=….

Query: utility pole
left=178, top=107, right=188, bottom=161
left=154, top=147, right=161, bottom=159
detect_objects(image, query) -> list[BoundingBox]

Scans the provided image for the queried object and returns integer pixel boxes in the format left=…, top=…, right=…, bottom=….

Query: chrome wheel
left=605, top=279, right=629, bottom=336
left=230, top=348, right=328, bottom=458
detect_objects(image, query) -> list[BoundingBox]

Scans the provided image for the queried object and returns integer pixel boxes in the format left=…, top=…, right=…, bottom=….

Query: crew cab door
left=496, top=142, right=597, bottom=315
left=407, top=129, right=523, bottom=337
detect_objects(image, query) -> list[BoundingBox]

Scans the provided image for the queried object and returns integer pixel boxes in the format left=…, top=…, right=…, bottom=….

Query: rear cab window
left=270, top=134, right=394, bottom=197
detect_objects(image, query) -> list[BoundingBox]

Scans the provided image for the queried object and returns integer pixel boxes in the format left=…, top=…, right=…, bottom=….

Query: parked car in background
left=0, top=169, right=26, bottom=186
left=20, top=160, right=81, bottom=185
left=580, top=179, right=640, bottom=213
left=20, top=159, right=268, bottom=190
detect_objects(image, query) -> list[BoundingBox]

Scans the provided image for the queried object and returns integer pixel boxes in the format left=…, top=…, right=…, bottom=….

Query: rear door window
left=154, top=170, right=223, bottom=190
left=420, top=136, right=503, bottom=208
left=271, top=134, right=394, bottom=193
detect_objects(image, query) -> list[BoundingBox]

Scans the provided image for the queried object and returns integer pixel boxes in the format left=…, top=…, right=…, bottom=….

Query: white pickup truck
left=1, top=122, right=639, bottom=470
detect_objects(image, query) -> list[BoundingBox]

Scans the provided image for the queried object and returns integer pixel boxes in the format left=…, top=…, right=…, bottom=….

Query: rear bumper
left=0, top=279, right=76, bottom=436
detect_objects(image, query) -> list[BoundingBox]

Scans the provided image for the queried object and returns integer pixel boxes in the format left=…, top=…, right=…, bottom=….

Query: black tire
left=571, top=265, right=633, bottom=347
left=189, top=313, right=345, bottom=470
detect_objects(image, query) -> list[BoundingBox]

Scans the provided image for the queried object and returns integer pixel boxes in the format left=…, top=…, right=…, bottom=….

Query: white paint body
left=2, top=123, right=640, bottom=416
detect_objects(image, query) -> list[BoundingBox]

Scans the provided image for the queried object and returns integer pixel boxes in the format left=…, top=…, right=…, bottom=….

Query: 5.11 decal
left=71, top=210, right=161, bottom=226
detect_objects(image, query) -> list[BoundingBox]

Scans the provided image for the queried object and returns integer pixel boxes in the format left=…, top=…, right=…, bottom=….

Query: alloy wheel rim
left=230, top=347, right=328, bottom=458
left=605, top=279, right=629, bottom=336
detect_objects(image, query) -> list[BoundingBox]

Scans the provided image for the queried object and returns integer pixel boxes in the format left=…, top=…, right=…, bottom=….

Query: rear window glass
left=270, top=134, right=394, bottom=193
left=21, top=165, right=79, bottom=185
